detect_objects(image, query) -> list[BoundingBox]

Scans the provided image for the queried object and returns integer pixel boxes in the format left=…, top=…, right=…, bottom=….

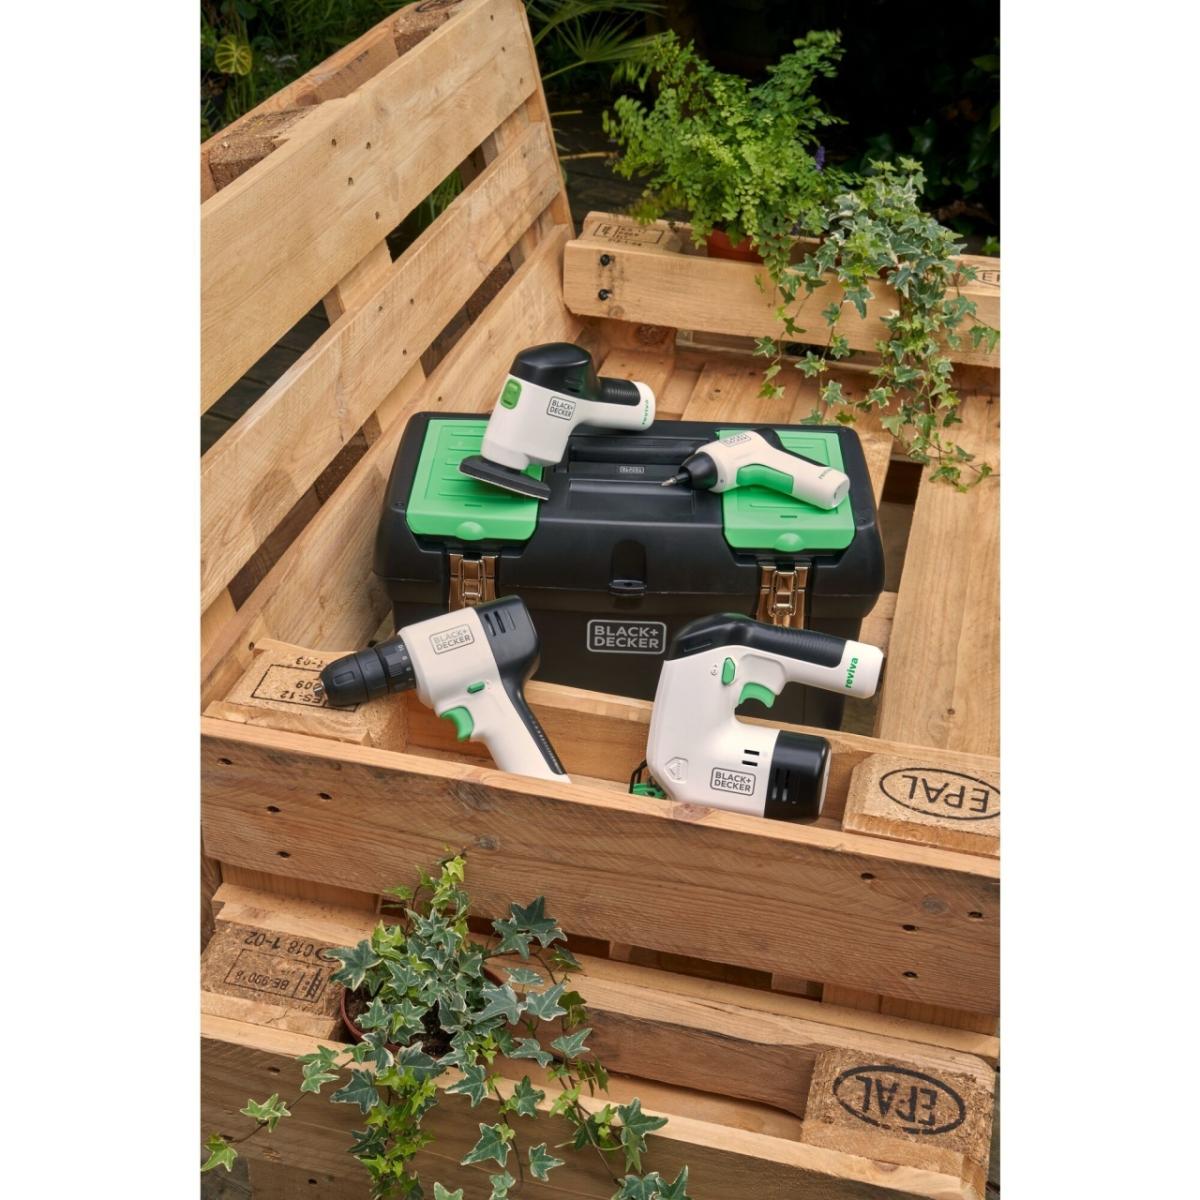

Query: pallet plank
left=200, top=121, right=562, bottom=609
left=201, top=720, right=999, bottom=1014
left=203, top=1014, right=979, bottom=1199
left=876, top=382, right=1000, bottom=754
left=564, top=214, right=1000, bottom=368
left=202, top=0, right=537, bottom=409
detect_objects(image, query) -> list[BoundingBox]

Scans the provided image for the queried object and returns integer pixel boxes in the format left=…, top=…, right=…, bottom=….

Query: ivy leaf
left=461, top=1122, right=514, bottom=1169
left=658, top=1167, right=692, bottom=1199
left=616, top=1098, right=669, bottom=1171
left=240, top=1093, right=290, bottom=1132
left=510, top=1037, right=554, bottom=1068
left=507, top=897, right=564, bottom=947
left=528, top=1142, right=566, bottom=1181
left=446, top=1062, right=489, bottom=1108
left=331, top=1069, right=381, bottom=1114
left=356, top=996, right=392, bottom=1032
left=488, top=1171, right=517, bottom=1200
left=361, top=1030, right=393, bottom=1073
left=525, top=980, right=568, bottom=1022
left=613, top=1175, right=662, bottom=1200
left=490, top=918, right=533, bottom=959
left=327, top=940, right=381, bottom=990
left=300, top=1060, right=340, bottom=1095
left=477, top=982, right=524, bottom=1025
left=433, top=1186, right=463, bottom=1200
left=551, top=1028, right=592, bottom=1059
left=396, top=1044, right=441, bottom=1081
left=507, top=1076, right=545, bottom=1118
left=200, top=1134, right=237, bottom=1173
left=506, top=966, right=544, bottom=988
left=550, top=945, right=582, bottom=972
left=384, top=958, right=424, bottom=993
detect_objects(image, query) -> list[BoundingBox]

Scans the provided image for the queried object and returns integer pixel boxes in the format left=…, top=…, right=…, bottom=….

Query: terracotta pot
left=340, top=986, right=368, bottom=1043
left=705, top=227, right=763, bottom=263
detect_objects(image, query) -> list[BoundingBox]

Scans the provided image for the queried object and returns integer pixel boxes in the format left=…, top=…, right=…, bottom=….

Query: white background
left=0, top=2, right=1196, bottom=1194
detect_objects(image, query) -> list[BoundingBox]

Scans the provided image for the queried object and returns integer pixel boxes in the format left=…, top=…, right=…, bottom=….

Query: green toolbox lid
left=717, top=427, right=855, bottom=554
left=405, top=419, right=541, bottom=542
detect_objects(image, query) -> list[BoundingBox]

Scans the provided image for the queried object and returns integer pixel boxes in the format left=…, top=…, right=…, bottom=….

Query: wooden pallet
left=200, top=3, right=1001, bottom=1195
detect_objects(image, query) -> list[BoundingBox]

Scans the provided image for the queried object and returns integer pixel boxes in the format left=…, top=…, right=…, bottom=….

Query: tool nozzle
left=661, top=471, right=689, bottom=488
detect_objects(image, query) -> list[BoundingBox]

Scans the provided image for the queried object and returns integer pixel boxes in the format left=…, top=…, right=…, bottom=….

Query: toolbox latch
left=756, top=563, right=809, bottom=629
left=448, top=553, right=497, bottom=610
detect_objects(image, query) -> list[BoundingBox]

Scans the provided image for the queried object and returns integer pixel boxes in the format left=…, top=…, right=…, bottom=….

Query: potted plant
left=604, top=37, right=999, bottom=489
left=603, top=32, right=845, bottom=265
left=202, top=855, right=692, bottom=1200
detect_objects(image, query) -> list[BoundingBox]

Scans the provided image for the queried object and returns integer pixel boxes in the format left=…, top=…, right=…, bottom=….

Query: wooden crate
left=200, top=3, right=1001, bottom=1195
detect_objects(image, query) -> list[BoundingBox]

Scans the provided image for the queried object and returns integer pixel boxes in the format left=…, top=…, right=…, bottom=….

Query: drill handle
left=446, top=683, right=567, bottom=781
left=580, top=379, right=656, bottom=430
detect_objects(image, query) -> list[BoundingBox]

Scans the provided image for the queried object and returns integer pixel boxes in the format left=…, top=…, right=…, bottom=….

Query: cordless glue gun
left=317, top=597, right=568, bottom=783
left=645, top=614, right=883, bottom=820
left=662, top=428, right=851, bottom=509
left=460, top=342, right=656, bottom=501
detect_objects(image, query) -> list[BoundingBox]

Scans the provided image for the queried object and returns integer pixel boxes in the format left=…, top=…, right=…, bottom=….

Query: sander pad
left=459, top=454, right=551, bottom=501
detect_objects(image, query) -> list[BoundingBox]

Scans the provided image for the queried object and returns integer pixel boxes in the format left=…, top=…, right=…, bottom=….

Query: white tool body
left=645, top=615, right=883, bottom=819
left=460, top=343, right=655, bottom=500
left=319, top=597, right=568, bottom=783
left=663, top=428, right=851, bottom=509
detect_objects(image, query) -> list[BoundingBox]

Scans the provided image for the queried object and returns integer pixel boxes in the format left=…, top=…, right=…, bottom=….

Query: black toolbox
left=374, top=414, right=884, bottom=729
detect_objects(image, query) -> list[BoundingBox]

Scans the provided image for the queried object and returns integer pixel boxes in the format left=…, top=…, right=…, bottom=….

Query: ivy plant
left=202, top=856, right=690, bottom=1200
left=774, top=159, right=998, bottom=489
left=604, top=38, right=998, bottom=487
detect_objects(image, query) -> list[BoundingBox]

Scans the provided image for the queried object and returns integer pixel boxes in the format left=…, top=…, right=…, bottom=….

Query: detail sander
left=662, top=427, right=851, bottom=509
left=459, top=342, right=656, bottom=500
left=645, top=614, right=883, bottom=820
left=317, top=597, right=568, bottom=783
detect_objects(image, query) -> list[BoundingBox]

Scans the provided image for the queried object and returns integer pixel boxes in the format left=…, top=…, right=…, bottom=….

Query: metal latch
left=756, top=563, right=809, bottom=629
left=448, top=553, right=497, bottom=609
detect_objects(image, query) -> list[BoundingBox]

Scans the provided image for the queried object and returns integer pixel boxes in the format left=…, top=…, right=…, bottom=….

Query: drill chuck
left=320, top=636, right=416, bottom=707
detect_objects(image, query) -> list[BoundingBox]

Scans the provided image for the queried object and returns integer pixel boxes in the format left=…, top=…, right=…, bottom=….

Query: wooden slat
left=200, top=224, right=578, bottom=707
left=201, top=0, right=537, bottom=409
left=200, top=120, right=562, bottom=609
left=564, top=214, right=1000, bottom=368
left=876, top=380, right=1000, bottom=754
left=201, top=719, right=999, bottom=1013
left=203, top=1014, right=981, bottom=1199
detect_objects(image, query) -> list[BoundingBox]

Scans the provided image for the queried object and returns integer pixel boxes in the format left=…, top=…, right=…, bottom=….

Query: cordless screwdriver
left=317, top=597, right=569, bottom=783
left=645, top=614, right=883, bottom=820
left=662, top=428, right=851, bottom=509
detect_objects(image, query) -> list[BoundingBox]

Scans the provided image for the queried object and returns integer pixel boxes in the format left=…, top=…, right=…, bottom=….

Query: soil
left=342, top=987, right=454, bottom=1059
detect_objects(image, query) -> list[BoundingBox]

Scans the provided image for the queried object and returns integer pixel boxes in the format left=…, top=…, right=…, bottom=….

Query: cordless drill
left=645, top=614, right=883, bottom=819
left=317, top=597, right=568, bottom=783
left=459, top=342, right=656, bottom=500
left=662, top=428, right=851, bottom=509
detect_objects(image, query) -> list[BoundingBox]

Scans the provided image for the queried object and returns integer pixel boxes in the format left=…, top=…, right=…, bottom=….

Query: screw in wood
left=599, top=254, right=613, bottom=266
left=598, top=288, right=611, bottom=301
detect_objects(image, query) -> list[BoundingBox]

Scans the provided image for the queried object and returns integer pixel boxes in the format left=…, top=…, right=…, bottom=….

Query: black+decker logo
left=586, top=620, right=666, bottom=655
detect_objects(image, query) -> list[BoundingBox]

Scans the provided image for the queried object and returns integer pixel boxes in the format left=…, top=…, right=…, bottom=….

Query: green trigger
left=735, top=464, right=793, bottom=493
left=738, top=682, right=776, bottom=709
left=441, top=706, right=475, bottom=740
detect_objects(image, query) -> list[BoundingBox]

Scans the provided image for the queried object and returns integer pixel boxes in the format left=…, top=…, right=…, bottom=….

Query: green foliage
left=202, top=855, right=687, bottom=1199
left=604, top=32, right=847, bottom=263
left=604, top=38, right=998, bottom=486
left=787, top=160, right=998, bottom=488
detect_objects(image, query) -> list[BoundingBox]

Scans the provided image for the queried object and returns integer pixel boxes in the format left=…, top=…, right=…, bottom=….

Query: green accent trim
left=735, top=463, right=794, bottom=493
left=441, top=706, right=474, bottom=741
left=739, top=682, right=776, bottom=709
left=718, top=428, right=854, bottom=553
left=406, top=419, right=541, bottom=543
left=466, top=681, right=486, bottom=695
left=630, top=782, right=667, bottom=798
left=500, top=378, right=522, bottom=409
left=721, top=656, right=736, bottom=685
